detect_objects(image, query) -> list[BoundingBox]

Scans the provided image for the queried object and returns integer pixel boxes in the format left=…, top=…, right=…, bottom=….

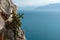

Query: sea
left=19, top=11, right=60, bottom=40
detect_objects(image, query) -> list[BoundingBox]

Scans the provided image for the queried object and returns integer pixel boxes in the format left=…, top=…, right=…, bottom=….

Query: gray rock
left=0, top=0, right=17, bottom=18
left=0, top=0, right=26, bottom=40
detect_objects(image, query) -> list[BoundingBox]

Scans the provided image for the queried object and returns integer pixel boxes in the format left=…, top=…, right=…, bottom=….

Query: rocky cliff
left=0, top=0, right=26, bottom=40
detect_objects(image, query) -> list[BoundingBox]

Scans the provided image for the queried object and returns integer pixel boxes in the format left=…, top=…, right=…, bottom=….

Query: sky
left=12, top=0, right=60, bottom=10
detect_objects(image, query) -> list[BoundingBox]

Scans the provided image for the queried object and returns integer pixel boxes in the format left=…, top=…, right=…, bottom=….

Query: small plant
left=11, top=11, right=24, bottom=40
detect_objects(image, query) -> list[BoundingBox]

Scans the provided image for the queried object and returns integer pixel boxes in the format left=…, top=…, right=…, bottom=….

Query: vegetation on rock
left=5, top=11, right=24, bottom=40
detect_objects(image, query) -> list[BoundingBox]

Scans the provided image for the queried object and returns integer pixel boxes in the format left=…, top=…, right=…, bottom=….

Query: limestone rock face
left=0, top=15, right=5, bottom=30
left=0, top=0, right=26, bottom=40
left=0, top=0, right=17, bottom=18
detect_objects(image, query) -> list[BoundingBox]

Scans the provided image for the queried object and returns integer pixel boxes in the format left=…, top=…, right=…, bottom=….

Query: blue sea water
left=20, top=11, right=60, bottom=40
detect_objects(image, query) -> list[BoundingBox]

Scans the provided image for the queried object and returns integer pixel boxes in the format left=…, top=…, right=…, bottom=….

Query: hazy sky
left=13, top=0, right=60, bottom=7
left=12, top=0, right=60, bottom=10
